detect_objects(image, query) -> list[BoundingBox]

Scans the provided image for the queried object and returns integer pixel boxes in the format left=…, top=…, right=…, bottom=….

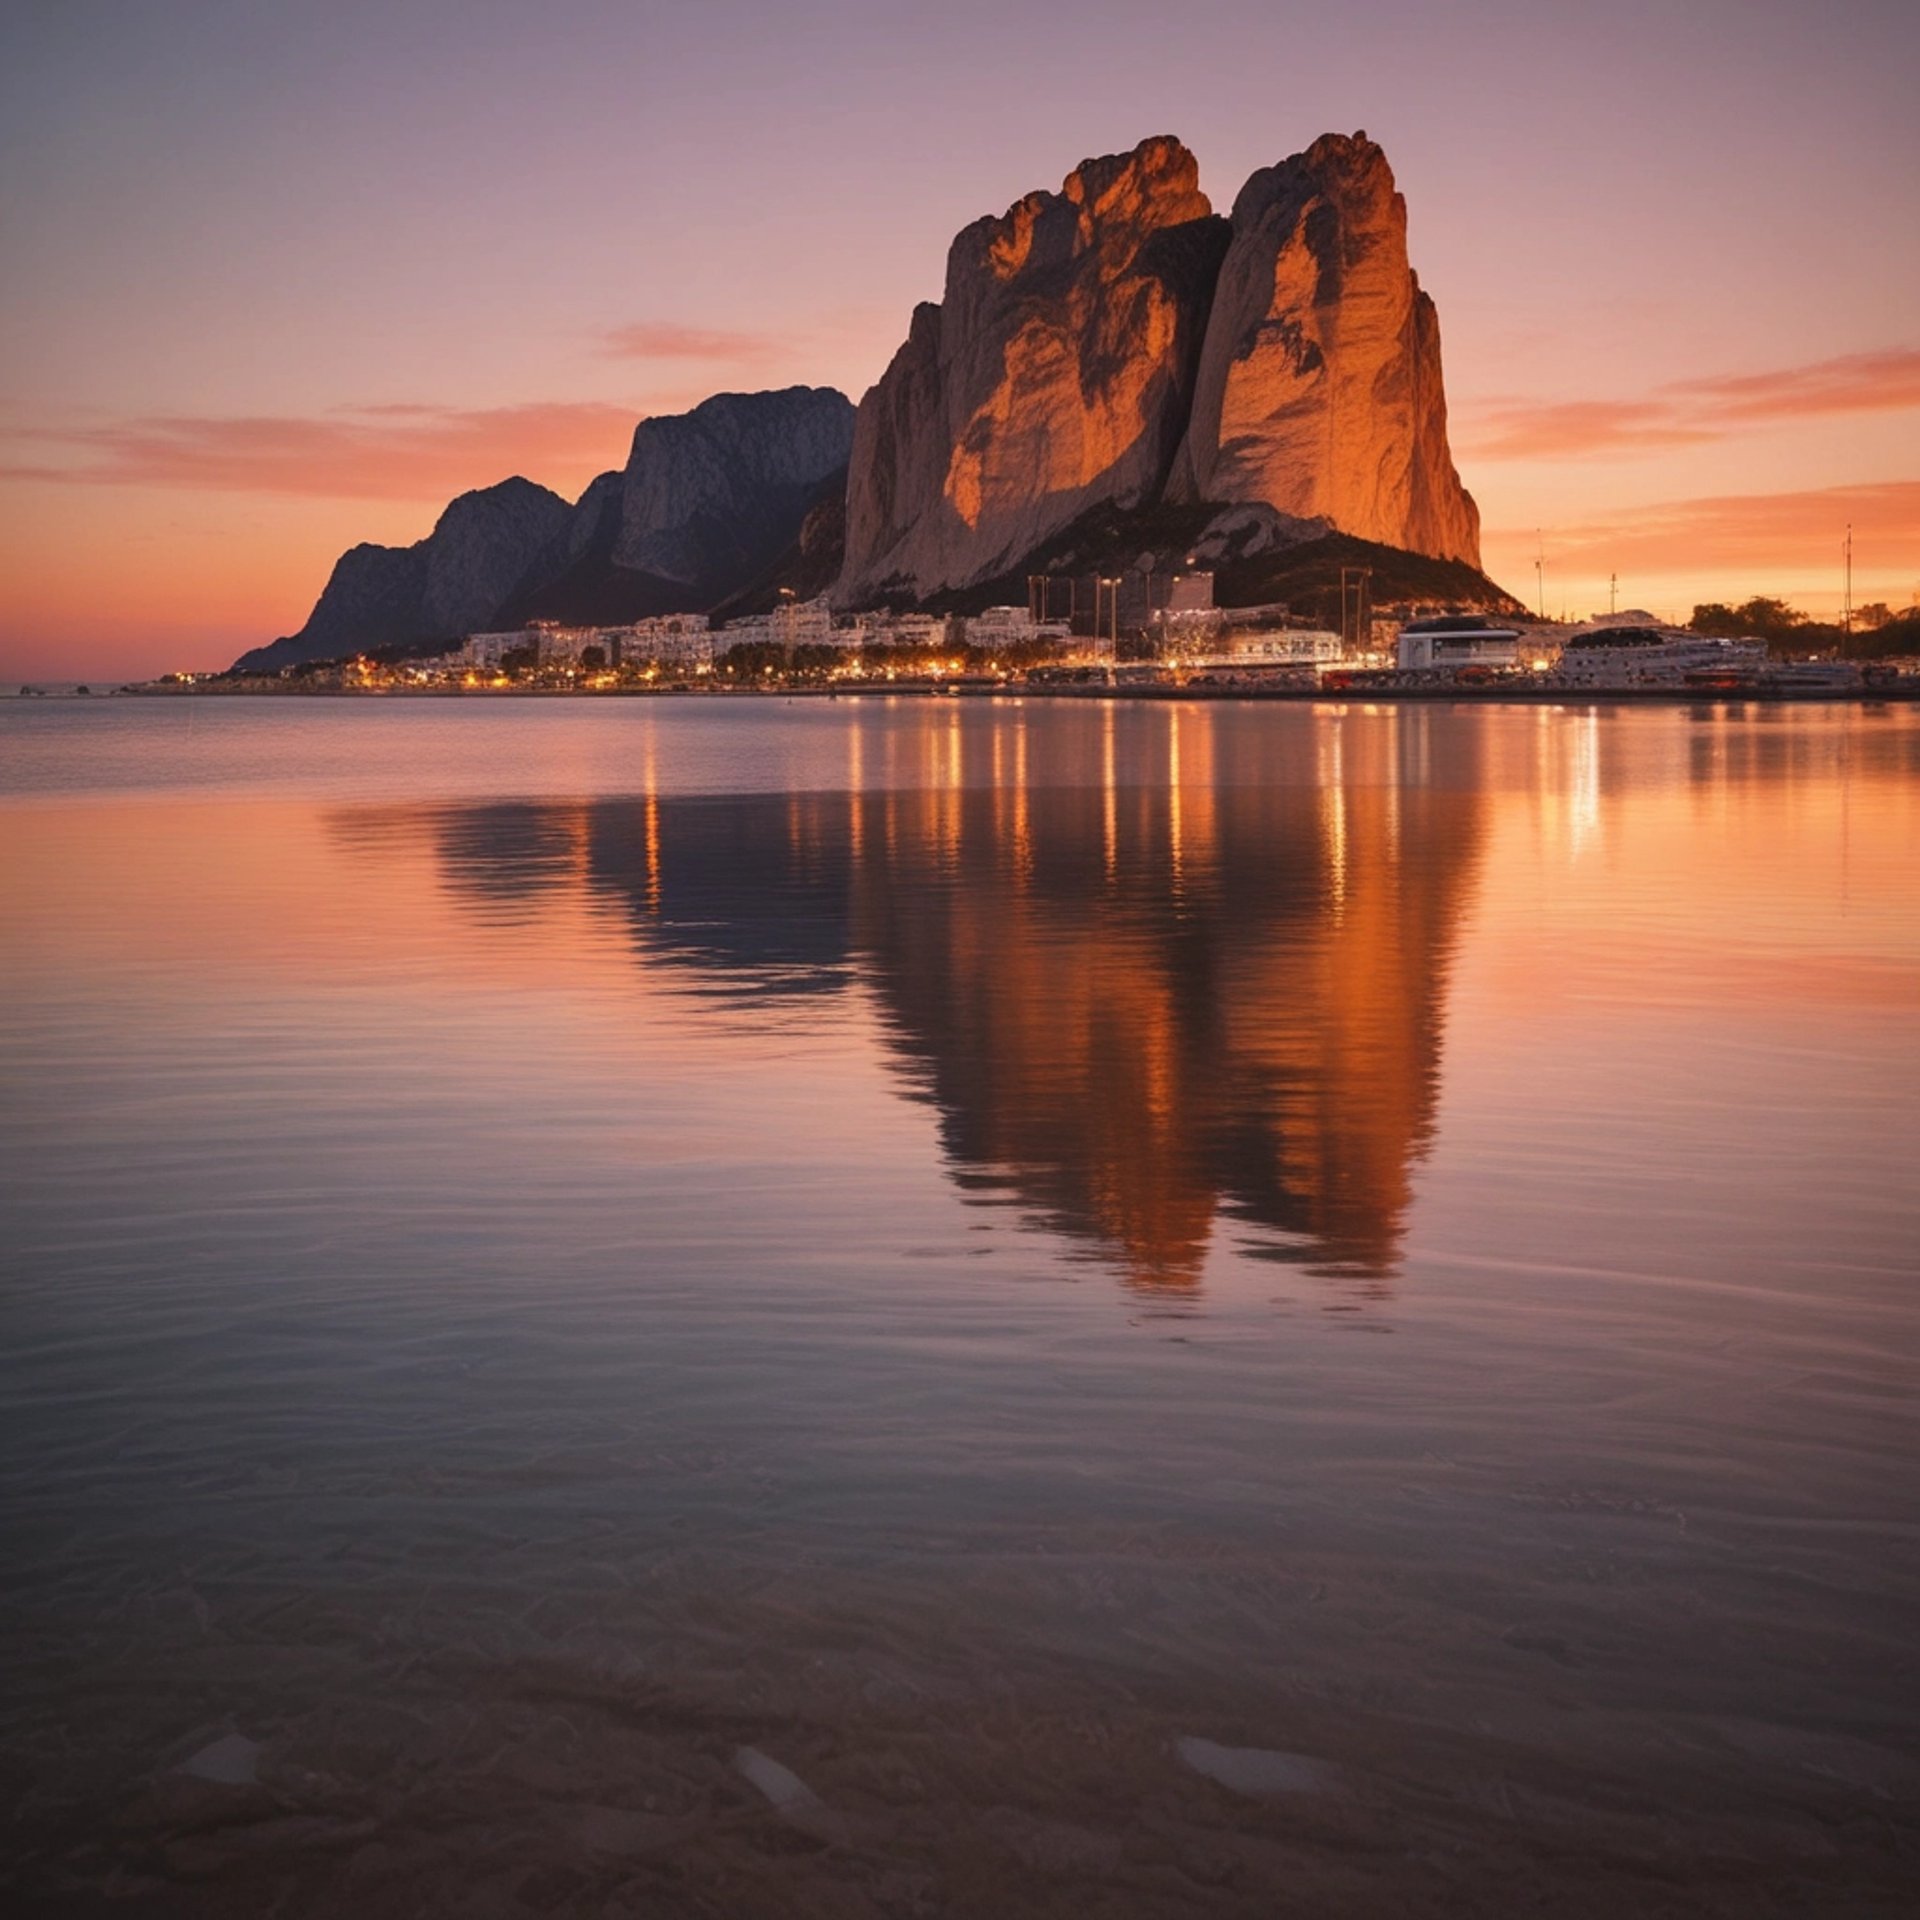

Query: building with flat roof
left=1395, top=616, right=1524, bottom=673
left=1198, top=629, right=1342, bottom=668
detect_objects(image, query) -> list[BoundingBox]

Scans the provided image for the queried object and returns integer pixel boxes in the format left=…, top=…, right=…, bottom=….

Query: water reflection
left=338, top=706, right=1489, bottom=1289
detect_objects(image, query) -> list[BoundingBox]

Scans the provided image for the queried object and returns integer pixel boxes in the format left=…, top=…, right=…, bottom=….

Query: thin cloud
left=600, top=321, right=784, bottom=363
left=1670, top=346, right=1920, bottom=421
left=1461, top=346, right=1920, bottom=461
left=1487, top=480, right=1920, bottom=573
left=0, top=401, right=640, bottom=501
left=1463, top=401, right=1718, bottom=460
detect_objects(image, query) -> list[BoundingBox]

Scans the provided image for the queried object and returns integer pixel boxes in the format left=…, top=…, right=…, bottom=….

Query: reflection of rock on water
left=838, top=769, right=1483, bottom=1292
left=380, top=712, right=1485, bottom=1294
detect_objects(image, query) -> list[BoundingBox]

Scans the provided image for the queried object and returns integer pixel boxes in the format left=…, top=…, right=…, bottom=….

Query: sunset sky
left=3, top=0, right=1916, bottom=680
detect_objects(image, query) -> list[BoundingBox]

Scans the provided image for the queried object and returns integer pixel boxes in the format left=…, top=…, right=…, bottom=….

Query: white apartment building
left=771, top=594, right=838, bottom=649
left=961, top=607, right=1072, bottom=650
left=464, top=630, right=534, bottom=668
left=622, top=613, right=714, bottom=668
left=845, top=612, right=952, bottom=652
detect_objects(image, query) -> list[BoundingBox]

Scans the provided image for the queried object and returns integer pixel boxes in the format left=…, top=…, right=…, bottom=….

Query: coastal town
left=147, top=568, right=1918, bottom=700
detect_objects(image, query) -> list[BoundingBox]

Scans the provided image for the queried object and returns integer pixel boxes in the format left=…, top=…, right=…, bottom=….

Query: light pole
left=1339, top=566, right=1372, bottom=655
left=1098, top=577, right=1121, bottom=663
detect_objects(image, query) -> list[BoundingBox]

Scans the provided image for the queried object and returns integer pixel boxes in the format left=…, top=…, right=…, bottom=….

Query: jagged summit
left=1169, top=132, right=1479, bottom=564
left=838, top=136, right=1229, bottom=604
left=835, top=129, right=1479, bottom=605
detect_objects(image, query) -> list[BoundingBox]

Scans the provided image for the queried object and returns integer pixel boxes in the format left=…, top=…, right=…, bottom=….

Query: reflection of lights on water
left=1013, top=718, right=1032, bottom=884
left=643, top=735, right=661, bottom=914
left=847, top=721, right=863, bottom=861
left=1318, top=716, right=1347, bottom=915
left=1103, top=703, right=1117, bottom=881
left=1570, top=710, right=1601, bottom=857
left=1168, top=704, right=1184, bottom=896
left=1384, top=704, right=1401, bottom=854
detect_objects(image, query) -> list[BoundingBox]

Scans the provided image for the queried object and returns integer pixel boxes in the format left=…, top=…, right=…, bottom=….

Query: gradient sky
left=2, top=0, right=1916, bottom=678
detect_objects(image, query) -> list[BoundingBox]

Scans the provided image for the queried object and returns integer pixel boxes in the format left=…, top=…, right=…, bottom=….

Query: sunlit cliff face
left=359, top=704, right=1487, bottom=1293
left=941, top=139, right=1209, bottom=543
left=841, top=138, right=1229, bottom=600
left=1171, top=134, right=1480, bottom=566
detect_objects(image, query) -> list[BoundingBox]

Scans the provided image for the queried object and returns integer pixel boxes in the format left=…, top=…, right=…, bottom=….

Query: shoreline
left=65, top=679, right=1920, bottom=707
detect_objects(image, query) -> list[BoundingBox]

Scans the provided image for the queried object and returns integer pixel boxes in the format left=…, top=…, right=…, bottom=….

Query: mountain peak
left=842, top=137, right=1228, bottom=602
left=840, top=129, right=1478, bottom=603
left=1174, top=131, right=1478, bottom=563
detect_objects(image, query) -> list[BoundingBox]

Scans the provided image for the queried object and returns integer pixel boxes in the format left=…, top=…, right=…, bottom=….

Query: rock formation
left=235, top=477, right=570, bottom=672
left=838, top=137, right=1229, bottom=602
left=482, top=386, right=855, bottom=628
left=837, top=131, right=1480, bottom=603
left=238, top=390, right=854, bottom=668
left=1169, top=132, right=1478, bottom=565
left=237, top=136, right=1490, bottom=668
left=612, top=387, right=853, bottom=586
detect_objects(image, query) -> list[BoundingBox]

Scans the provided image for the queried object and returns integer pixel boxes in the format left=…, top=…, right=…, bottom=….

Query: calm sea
left=3, top=695, right=1917, bottom=1916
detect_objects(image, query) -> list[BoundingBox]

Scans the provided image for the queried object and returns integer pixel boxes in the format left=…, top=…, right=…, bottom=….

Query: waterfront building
left=531, top=624, right=614, bottom=665
left=962, top=607, right=1071, bottom=650
left=1199, top=629, right=1343, bottom=668
left=845, top=612, right=954, bottom=654
left=464, top=630, right=534, bottom=668
left=622, top=613, right=715, bottom=668
left=1166, top=570, right=1215, bottom=615
left=771, top=594, right=838, bottom=650
left=1396, top=615, right=1525, bottom=673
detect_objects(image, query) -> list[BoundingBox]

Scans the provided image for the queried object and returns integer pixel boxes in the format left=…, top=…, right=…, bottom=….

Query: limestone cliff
left=838, top=130, right=1481, bottom=602
left=235, top=477, right=570, bottom=673
left=839, top=137, right=1229, bottom=602
left=239, top=391, right=855, bottom=667
left=1170, top=133, right=1479, bottom=565
left=611, top=386, right=854, bottom=586
left=507, top=386, right=855, bottom=625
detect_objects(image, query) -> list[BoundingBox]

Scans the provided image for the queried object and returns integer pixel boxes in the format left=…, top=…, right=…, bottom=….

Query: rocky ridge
left=838, top=137, right=1229, bottom=604
left=837, top=131, right=1480, bottom=602
left=241, top=390, right=853, bottom=670
left=235, top=478, right=570, bottom=674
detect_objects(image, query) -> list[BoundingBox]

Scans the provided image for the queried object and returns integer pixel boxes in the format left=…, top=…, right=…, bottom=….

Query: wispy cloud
left=1461, top=347, right=1920, bottom=460
left=1462, top=400, right=1719, bottom=460
left=599, top=321, right=784, bottom=363
left=1669, top=347, right=1920, bottom=421
left=1486, top=479, right=1920, bottom=573
left=0, top=401, right=640, bottom=500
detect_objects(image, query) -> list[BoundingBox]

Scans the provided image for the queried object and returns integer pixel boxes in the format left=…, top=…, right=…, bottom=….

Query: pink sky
left=2, top=0, right=1915, bottom=679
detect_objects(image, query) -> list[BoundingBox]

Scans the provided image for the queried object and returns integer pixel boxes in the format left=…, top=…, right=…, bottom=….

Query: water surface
left=3, top=696, right=1916, bottom=1916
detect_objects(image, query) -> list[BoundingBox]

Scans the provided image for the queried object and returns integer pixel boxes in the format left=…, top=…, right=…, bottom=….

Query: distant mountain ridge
left=236, top=133, right=1501, bottom=672
left=235, top=477, right=570, bottom=673
left=502, top=386, right=856, bottom=628
left=238, top=389, right=854, bottom=670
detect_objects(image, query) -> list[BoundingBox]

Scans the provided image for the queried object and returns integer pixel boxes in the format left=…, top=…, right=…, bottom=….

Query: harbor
left=124, top=582, right=1920, bottom=704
